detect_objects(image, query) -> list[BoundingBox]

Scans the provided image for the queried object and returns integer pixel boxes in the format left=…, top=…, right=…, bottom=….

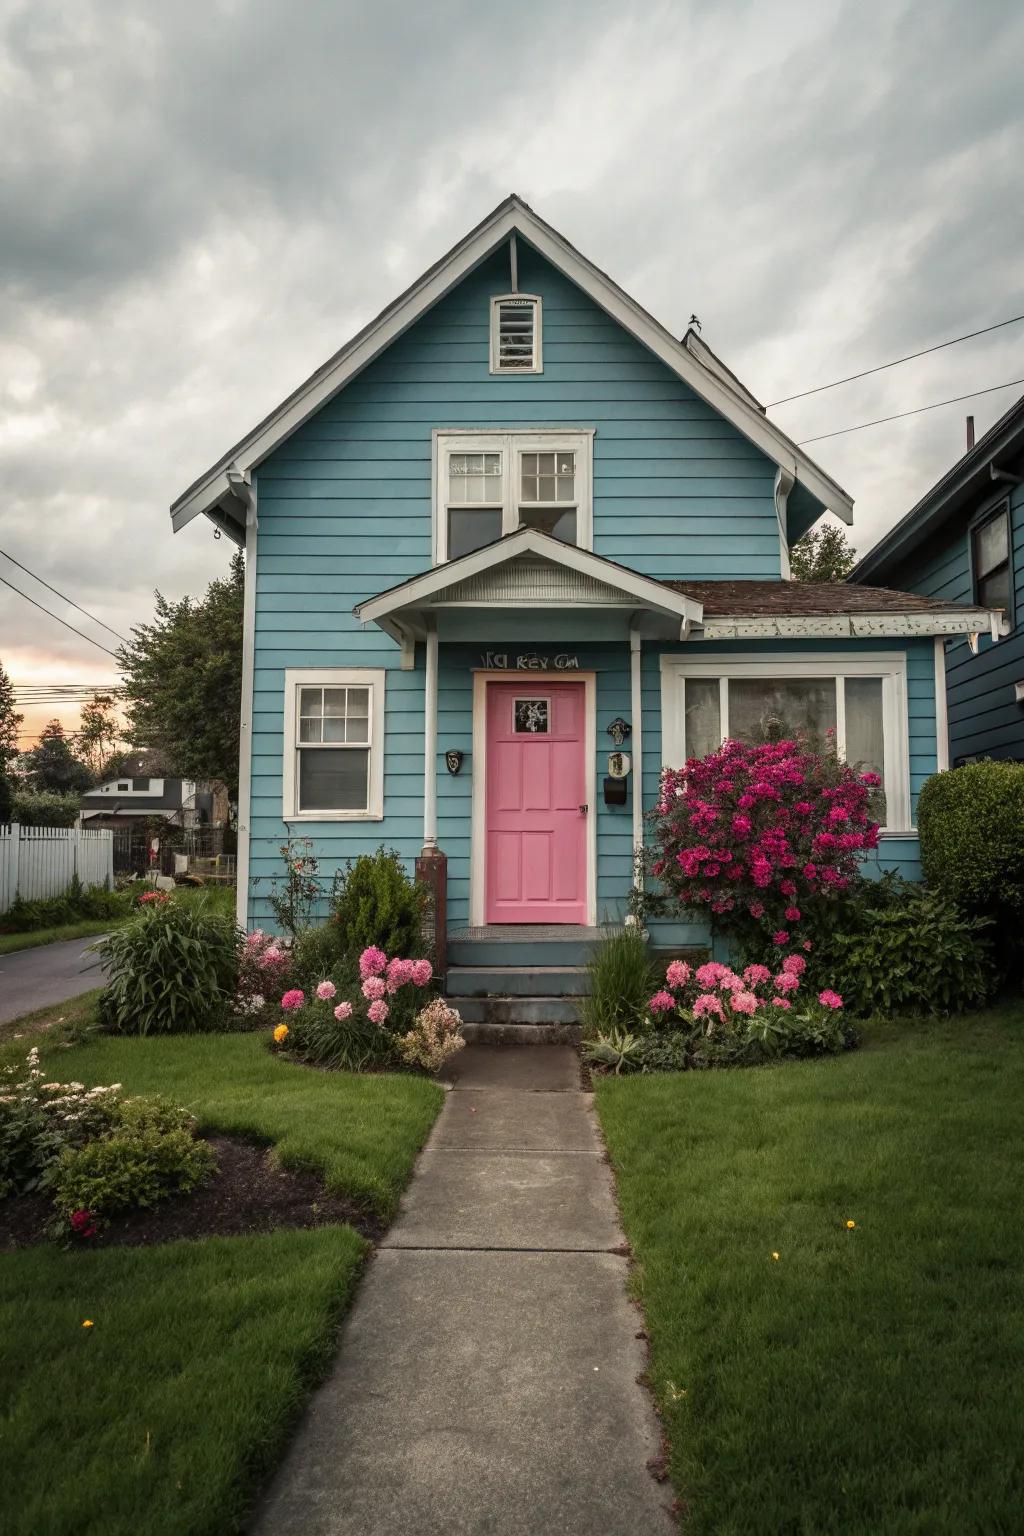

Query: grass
left=1, top=1013, right=444, bottom=1534
left=1, top=1227, right=366, bottom=1536
left=0, top=919, right=116, bottom=956
left=595, top=1007, right=1024, bottom=1535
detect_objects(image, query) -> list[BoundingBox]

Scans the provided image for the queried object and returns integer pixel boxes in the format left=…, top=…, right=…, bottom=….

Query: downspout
left=630, top=622, right=644, bottom=907
left=228, top=469, right=257, bottom=929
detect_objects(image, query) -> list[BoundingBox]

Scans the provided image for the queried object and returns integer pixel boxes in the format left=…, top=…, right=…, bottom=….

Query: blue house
left=170, top=197, right=1000, bottom=1011
left=849, top=398, right=1021, bottom=765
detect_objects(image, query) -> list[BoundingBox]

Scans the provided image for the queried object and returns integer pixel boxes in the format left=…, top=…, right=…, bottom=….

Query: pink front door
left=484, top=681, right=588, bottom=924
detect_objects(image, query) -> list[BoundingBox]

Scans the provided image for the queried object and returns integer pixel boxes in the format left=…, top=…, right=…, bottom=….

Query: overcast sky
left=3, top=0, right=1023, bottom=745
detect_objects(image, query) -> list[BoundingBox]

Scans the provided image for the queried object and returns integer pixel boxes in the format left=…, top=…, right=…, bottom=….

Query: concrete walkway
left=252, top=1045, right=672, bottom=1535
left=0, top=934, right=107, bottom=1026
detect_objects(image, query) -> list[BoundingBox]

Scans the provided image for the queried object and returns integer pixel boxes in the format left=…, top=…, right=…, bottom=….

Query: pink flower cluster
left=277, top=947, right=435, bottom=1035
left=647, top=947, right=842, bottom=1025
left=650, top=737, right=880, bottom=939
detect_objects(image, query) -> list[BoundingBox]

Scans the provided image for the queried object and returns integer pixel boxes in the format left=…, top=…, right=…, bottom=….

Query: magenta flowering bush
left=649, top=737, right=881, bottom=946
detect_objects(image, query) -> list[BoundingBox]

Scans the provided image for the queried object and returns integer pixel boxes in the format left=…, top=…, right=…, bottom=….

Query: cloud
left=1, top=0, right=1023, bottom=728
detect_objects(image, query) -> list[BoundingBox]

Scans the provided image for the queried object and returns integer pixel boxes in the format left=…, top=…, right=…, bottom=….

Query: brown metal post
left=415, top=845, right=447, bottom=984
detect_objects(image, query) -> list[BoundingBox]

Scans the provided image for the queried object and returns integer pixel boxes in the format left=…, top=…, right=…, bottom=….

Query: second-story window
left=434, top=431, right=593, bottom=562
left=490, top=295, right=542, bottom=373
left=972, top=502, right=1011, bottom=611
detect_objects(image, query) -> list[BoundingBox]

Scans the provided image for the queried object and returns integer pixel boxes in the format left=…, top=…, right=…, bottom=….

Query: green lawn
left=595, top=1008, right=1024, bottom=1535
left=1, top=1024, right=444, bottom=1535
left=0, top=919, right=116, bottom=955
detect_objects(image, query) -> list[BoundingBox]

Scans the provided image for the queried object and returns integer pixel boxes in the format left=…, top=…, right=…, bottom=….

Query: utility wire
left=0, top=573, right=121, bottom=659
left=768, top=312, right=1024, bottom=407
left=797, top=377, right=1024, bottom=445
left=0, top=549, right=129, bottom=643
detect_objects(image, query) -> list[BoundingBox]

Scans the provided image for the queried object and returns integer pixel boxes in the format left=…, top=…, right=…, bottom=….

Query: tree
left=790, top=522, right=856, bottom=583
left=117, top=553, right=244, bottom=797
left=78, top=692, right=121, bottom=777
left=0, top=662, right=22, bottom=823
left=22, top=720, right=94, bottom=795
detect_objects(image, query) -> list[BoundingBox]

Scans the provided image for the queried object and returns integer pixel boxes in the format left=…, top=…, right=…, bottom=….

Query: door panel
left=484, top=681, right=587, bottom=924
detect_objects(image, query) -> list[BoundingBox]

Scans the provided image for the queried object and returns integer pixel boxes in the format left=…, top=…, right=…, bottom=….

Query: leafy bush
left=2, top=875, right=129, bottom=932
left=288, top=922, right=343, bottom=991
left=330, top=849, right=428, bottom=969
left=810, top=874, right=995, bottom=1016
left=11, top=788, right=81, bottom=827
left=578, top=926, right=660, bottom=1039
left=97, top=897, right=239, bottom=1034
left=0, top=1048, right=122, bottom=1197
left=273, top=948, right=444, bottom=1072
left=919, top=762, right=1024, bottom=964
left=649, top=736, right=880, bottom=950
left=583, top=1028, right=645, bottom=1074
left=51, top=1121, right=215, bottom=1227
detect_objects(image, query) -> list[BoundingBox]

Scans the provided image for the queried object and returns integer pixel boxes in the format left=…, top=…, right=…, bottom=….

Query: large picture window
left=283, top=668, right=385, bottom=821
left=660, top=655, right=910, bottom=831
left=433, top=430, right=593, bottom=563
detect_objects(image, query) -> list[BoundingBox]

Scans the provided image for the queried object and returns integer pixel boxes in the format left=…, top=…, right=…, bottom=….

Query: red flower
left=70, top=1209, right=98, bottom=1239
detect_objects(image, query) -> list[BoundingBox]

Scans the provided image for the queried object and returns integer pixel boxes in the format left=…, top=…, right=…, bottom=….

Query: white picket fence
left=0, top=824, right=114, bottom=914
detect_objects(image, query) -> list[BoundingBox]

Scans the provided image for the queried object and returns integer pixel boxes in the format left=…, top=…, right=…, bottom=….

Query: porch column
left=423, top=620, right=438, bottom=849
left=630, top=623, right=644, bottom=892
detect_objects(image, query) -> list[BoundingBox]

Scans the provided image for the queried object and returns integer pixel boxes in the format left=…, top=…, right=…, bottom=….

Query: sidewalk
left=251, top=1045, right=672, bottom=1536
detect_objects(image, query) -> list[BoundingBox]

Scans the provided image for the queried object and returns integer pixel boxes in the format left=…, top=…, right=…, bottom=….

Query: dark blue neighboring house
left=849, top=399, right=1022, bottom=765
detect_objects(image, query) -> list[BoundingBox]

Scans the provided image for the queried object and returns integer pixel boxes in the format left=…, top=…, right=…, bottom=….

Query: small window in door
left=514, top=698, right=549, bottom=734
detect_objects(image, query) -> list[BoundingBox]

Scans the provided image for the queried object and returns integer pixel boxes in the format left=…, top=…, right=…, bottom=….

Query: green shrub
left=810, top=874, right=995, bottom=1016
left=97, top=897, right=239, bottom=1034
left=918, top=762, right=1024, bottom=950
left=582, top=1028, right=645, bottom=1074
left=578, top=926, right=660, bottom=1039
left=330, top=848, right=427, bottom=968
left=11, top=788, right=81, bottom=827
left=0, top=1048, right=122, bottom=1197
left=3, top=875, right=129, bottom=932
left=281, top=989, right=395, bottom=1072
left=289, top=922, right=344, bottom=991
left=52, top=1123, right=215, bottom=1226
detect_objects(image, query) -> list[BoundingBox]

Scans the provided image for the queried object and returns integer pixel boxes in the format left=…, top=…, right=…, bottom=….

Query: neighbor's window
left=283, top=669, right=385, bottom=820
left=132, top=777, right=150, bottom=791
left=490, top=294, right=542, bottom=373
left=972, top=502, right=1011, bottom=611
left=662, top=658, right=909, bottom=830
left=434, top=431, right=592, bottom=562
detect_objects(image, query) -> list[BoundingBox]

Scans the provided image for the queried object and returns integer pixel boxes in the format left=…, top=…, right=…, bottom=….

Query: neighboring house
left=80, top=755, right=215, bottom=829
left=849, top=399, right=1021, bottom=765
left=169, top=195, right=1000, bottom=972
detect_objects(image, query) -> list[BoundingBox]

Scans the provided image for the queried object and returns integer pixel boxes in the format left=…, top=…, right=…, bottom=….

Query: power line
left=0, top=573, right=121, bottom=659
left=797, top=376, right=1024, bottom=445
left=0, top=549, right=130, bottom=644
left=768, top=312, right=1024, bottom=408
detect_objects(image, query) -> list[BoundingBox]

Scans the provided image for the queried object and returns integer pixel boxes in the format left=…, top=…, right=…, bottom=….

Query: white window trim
left=489, top=293, right=542, bottom=374
left=432, top=428, right=593, bottom=565
left=659, top=652, right=911, bottom=833
left=282, top=667, right=385, bottom=822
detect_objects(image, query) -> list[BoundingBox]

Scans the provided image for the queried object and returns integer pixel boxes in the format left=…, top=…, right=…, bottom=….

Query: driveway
left=0, top=935, right=107, bottom=1026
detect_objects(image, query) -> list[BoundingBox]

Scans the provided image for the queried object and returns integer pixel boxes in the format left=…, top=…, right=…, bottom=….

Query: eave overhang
left=701, top=608, right=1009, bottom=641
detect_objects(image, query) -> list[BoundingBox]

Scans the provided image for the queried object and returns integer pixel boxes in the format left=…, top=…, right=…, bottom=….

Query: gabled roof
left=355, top=528, right=704, bottom=641
left=170, top=195, right=853, bottom=536
left=850, top=393, right=1024, bottom=582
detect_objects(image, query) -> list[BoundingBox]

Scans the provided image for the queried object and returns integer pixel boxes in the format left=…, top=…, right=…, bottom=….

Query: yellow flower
left=771, top=1252, right=780, bottom=1261
left=846, top=1219, right=856, bottom=1230
left=273, top=1024, right=289, bottom=1044
left=82, top=1319, right=94, bottom=1329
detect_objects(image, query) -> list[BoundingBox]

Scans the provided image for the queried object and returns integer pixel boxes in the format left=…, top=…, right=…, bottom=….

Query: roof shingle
left=662, top=579, right=984, bottom=617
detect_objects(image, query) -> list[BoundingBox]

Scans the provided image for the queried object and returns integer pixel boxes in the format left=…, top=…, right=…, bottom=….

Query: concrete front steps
left=445, top=926, right=613, bottom=1044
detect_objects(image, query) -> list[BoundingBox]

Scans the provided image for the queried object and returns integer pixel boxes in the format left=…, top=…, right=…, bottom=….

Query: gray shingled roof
left=661, top=580, right=985, bottom=616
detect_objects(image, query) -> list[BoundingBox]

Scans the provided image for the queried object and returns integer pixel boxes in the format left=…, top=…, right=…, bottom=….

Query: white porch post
left=630, top=623, right=644, bottom=892
left=934, top=635, right=950, bottom=771
left=423, top=621, right=438, bottom=850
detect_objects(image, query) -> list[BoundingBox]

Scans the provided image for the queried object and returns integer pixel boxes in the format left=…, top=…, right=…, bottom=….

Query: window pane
left=978, top=566, right=1010, bottom=610
left=974, top=512, right=1009, bottom=577
left=845, top=677, right=886, bottom=821
left=299, top=748, right=369, bottom=811
left=517, top=506, right=576, bottom=544
left=345, top=715, right=369, bottom=743
left=449, top=452, right=501, bottom=504
left=323, top=688, right=346, bottom=716
left=299, top=716, right=323, bottom=743
left=347, top=688, right=369, bottom=716
left=299, top=687, right=323, bottom=719
left=729, top=678, right=837, bottom=745
left=322, top=717, right=345, bottom=743
left=514, top=698, right=549, bottom=733
left=132, top=777, right=150, bottom=791
left=685, top=679, right=721, bottom=761
left=448, top=507, right=502, bottom=558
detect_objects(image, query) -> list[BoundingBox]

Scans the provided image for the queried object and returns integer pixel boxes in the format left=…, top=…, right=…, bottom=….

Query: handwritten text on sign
left=481, top=652, right=580, bottom=671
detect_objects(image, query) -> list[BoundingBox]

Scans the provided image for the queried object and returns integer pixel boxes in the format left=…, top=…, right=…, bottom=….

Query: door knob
left=579, top=803, right=589, bottom=814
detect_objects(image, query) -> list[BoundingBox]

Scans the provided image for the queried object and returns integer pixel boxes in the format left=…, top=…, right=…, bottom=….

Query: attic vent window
left=490, top=294, right=542, bottom=374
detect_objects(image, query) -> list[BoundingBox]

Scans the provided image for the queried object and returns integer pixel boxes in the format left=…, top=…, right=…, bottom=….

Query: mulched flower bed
left=0, top=1135, right=383, bottom=1251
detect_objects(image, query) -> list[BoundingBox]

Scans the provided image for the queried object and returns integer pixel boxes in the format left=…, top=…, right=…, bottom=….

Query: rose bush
left=649, top=736, right=881, bottom=948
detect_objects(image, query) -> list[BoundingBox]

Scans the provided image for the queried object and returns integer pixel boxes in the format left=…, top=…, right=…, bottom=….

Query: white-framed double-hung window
left=659, top=654, right=911, bottom=832
left=282, top=668, right=385, bottom=820
left=433, top=430, right=593, bottom=563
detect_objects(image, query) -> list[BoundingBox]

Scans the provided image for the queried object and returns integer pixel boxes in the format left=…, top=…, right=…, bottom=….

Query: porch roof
left=354, top=529, right=704, bottom=645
